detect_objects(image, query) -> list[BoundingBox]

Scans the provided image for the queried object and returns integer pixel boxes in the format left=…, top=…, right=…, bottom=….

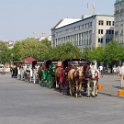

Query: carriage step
left=97, top=85, right=103, bottom=90
left=117, top=90, right=124, bottom=96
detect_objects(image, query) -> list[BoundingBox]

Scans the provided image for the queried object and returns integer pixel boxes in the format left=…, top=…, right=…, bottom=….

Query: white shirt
left=30, top=68, right=33, bottom=77
left=17, top=67, right=21, bottom=75
left=99, top=66, right=103, bottom=71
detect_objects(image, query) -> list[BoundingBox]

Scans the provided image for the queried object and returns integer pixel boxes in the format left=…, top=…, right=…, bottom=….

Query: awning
left=22, top=57, right=37, bottom=63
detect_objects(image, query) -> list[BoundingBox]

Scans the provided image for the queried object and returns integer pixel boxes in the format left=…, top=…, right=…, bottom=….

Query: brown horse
left=55, top=66, right=64, bottom=89
left=68, top=66, right=84, bottom=97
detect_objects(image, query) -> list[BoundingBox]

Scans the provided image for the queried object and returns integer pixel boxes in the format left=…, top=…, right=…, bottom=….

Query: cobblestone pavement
left=0, top=73, right=124, bottom=124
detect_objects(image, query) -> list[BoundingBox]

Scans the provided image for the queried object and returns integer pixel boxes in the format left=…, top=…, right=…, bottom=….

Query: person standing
left=29, top=67, right=33, bottom=83
left=99, top=65, right=103, bottom=77
left=20, top=66, right=24, bottom=81
left=120, top=64, right=124, bottom=88
left=17, top=65, right=21, bottom=80
left=38, top=64, right=42, bottom=83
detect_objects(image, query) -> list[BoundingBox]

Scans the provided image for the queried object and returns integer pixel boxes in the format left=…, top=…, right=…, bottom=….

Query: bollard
left=97, top=84, right=103, bottom=90
left=117, top=90, right=124, bottom=96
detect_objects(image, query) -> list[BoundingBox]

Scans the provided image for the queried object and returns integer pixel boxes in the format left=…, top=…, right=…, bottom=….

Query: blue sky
left=0, top=0, right=115, bottom=41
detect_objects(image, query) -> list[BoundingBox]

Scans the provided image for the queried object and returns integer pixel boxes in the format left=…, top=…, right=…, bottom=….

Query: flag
left=86, top=3, right=89, bottom=14
left=87, top=3, right=89, bottom=9
left=92, top=3, right=95, bottom=14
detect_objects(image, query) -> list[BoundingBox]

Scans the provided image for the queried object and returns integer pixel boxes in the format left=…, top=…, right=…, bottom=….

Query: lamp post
left=11, top=53, right=14, bottom=65
left=0, top=51, right=1, bottom=63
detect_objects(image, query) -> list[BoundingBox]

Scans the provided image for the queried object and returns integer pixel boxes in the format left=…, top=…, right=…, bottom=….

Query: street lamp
left=11, top=53, right=14, bottom=65
left=0, top=51, right=2, bottom=63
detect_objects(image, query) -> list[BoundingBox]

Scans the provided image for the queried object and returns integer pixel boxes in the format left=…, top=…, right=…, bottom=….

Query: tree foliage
left=90, top=47, right=105, bottom=62
left=12, top=38, right=52, bottom=61
left=104, top=40, right=123, bottom=64
left=0, top=42, right=11, bottom=63
left=81, top=47, right=92, bottom=61
left=2, top=38, right=124, bottom=66
left=52, top=42, right=81, bottom=60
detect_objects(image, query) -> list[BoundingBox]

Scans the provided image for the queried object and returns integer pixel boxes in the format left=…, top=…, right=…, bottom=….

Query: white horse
left=87, top=67, right=99, bottom=97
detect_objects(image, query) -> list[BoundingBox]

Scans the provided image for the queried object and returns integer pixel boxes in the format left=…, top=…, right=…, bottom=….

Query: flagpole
left=92, top=3, right=95, bottom=15
left=86, top=3, right=89, bottom=15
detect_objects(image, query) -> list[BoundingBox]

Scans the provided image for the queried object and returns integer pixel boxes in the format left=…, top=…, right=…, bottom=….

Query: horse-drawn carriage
left=55, top=59, right=99, bottom=97
left=38, top=60, right=56, bottom=88
left=37, top=58, right=99, bottom=97
left=55, top=59, right=87, bottom=94
left=20, top=57, right=38, bottom=83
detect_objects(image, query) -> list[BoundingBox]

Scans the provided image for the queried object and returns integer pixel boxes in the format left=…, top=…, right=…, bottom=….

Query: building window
left=106, top=30, right=114, bottom=34
left=113, top=21, right=114, bottom=26
left=106, top=30, right=109, bottom=34
left=109, top=30, right=112, bottom=34
left=90, top=22, right=92, bottom=27
left=121, top=30, right=123, bottom=36
left=106, top=38, right=112, bottom=44
left=106, top=39, right=110, bottom=44
left=98, top=20, right=104, bottom=25
left=101, top=30, right=103, bottom=34
left=98, top=38, right=101, bottom=43
left=115, top=31, right=119, bottom=36
left=98, top=38, right=103, bottom=43
left=98, top=29, right=103, bottom=34
left=106, top=21, right=111, bottom=26
left=112, top=30, right=114, bottom=34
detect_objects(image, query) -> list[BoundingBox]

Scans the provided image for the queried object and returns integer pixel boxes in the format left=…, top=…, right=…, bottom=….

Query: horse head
left=90, top=69, right=98, bottom=80
left=76, top=66, right=84, bottom=80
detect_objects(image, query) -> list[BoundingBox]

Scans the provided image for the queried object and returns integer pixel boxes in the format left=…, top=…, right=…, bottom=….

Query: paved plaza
left=0, top=73, right=124, bottom=124
left=99, top=74, right=123, bottom=97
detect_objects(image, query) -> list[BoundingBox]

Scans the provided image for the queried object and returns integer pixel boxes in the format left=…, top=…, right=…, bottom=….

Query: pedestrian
left=120, top=64, right=124, bottom=88
left=38, top=64, right=42, bottom=83
left=113, top=66, right=117, bottom=78
left=17, top=65, right=21, bottom=80
left=20, top=66, right=24, bottom=81
left=98, top=65, right=103, bottom=77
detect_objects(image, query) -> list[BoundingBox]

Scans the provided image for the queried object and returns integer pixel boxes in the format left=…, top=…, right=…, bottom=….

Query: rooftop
left=52, top=15, right=114, bottom=30
left=53, top=18, right=80, bottom=29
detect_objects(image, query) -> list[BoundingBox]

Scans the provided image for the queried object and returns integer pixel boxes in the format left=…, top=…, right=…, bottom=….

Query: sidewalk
left=98, top=74, right=123, bottom=97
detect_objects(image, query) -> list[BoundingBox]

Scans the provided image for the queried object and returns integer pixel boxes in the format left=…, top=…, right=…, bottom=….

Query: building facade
left=51, top=15, right=114, bottom=51
left=114, top=0, right=124, bottom=44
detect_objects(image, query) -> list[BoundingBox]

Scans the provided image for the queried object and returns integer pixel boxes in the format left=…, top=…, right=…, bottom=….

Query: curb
left=98, top=92, right=124, bottom=99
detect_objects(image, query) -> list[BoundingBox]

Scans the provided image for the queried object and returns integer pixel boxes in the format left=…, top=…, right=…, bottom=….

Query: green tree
left=12, top=38, right=53, bottom=61
left=81, top=47, right=92, bottom=61
left=90, top=47, right=105, bottom=63
left=39, top=39, right=53, bottom=60
left=12, top=41, right=24, bottom=61
left=41, top=38, right=51, bottom=48
left=105, top=40, right=122, bottom=64
left=0, top=42, right=10, bottom=63
left=53, top=42, right=81, bottom=60
left=104, top=40, right=123, bottom=72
